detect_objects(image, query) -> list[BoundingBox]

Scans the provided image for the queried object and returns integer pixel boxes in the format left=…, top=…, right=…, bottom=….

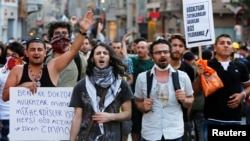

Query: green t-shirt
left=130, top=56, right=153, bottom=92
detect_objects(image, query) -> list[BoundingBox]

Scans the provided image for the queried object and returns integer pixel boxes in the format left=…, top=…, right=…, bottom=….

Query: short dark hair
left=168, top=33, right=186, bottom=49
left=215, top=34, right=231, bottom=45
left=47, top=21, right=72, bottom=41
left=183, top=52, right=195, bottom=61
left=149, top=39, right=172, bottom=56
left=239, top=45, right=248, bottom=52
left=202, top=50, right=212, bottom=60
left=26, top=36, right=46, bottom=49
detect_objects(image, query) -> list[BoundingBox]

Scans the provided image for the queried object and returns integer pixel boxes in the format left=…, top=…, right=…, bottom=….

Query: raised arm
left=49, top=11, right=95, bottom=74
left=121, top=32, right=132, bottom=58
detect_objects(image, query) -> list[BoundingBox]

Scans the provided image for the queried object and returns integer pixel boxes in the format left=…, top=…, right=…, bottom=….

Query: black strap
left=146, top=70, right=153, bottom=98
left=172, top=70, right=181, bottom=90
left=74, top=53, right=82, bottom=81
left=172, top=70, right=182, bottom=104
left=44, top=50, right=82, bottom=81
left=147, top=70, right=181, bottom=98
left=83, top=87, right=109, bottom=141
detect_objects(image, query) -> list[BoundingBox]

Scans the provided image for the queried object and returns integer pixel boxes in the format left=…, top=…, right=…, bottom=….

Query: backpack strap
left=146, top=70, right=153, bottom=98
left=74, top=53, right=82, bottom=81
left=172, top=70, right=182, bottom=104
left=83, top=87, right=109, bottom=141
left=172, top=70, right=181, bottom=90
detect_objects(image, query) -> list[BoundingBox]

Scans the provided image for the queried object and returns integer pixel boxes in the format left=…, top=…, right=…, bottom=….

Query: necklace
left=28, top=65, right=43, bottom=87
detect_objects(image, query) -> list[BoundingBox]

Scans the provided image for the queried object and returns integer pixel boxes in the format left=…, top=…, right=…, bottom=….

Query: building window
left=109, top=21, right=117, bottom=41
left=123, top=0, right=127, bottom=8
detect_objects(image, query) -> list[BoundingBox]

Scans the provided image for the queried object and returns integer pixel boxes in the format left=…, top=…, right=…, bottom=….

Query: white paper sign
left=9, top=87, right=74, bottom=141
left=183, top=0, right=215, bottom=48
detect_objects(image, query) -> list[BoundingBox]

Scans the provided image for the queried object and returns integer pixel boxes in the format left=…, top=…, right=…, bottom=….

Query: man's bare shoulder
left=12, top=64, right=24, bottom=72
left=9, top=65, right=24, bottom=77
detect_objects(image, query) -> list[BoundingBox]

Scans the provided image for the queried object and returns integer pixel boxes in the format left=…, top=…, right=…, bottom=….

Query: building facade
left=0, top=0, right=19, bottom=42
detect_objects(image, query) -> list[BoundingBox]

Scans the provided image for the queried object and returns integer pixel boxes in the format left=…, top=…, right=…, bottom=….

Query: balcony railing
left=160, top=0, right=181, bottom=12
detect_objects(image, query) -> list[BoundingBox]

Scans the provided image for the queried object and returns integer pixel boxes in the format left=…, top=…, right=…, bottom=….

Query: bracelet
left=78, top=30, right=87, bottom=36
left=242, top=91, right=247, bottom=99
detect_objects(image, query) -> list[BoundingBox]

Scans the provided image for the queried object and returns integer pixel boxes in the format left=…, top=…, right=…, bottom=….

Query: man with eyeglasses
left=134, top=39, right=194, bottom=141
left=44, top=20, right=88, bottom=86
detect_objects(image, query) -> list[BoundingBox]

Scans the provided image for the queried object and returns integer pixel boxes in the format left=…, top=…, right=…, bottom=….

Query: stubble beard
left=170, top=53, right=182, bottom=61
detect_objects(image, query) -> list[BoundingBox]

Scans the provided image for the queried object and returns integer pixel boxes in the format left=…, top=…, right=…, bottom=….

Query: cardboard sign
left=9, top=87, right=74, bottom=140
left=183, top=0, right=215, bottom=48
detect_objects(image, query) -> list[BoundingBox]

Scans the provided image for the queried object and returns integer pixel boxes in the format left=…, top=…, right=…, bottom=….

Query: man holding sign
left=2, top=11, right=95, bottom=101
left=2, top=10, right=94, bottom=139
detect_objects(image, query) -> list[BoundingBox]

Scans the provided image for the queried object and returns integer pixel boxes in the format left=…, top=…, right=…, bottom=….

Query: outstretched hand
left=78, top=11, right=95, bottom=32
left=122, top=32, right=132, bottom=42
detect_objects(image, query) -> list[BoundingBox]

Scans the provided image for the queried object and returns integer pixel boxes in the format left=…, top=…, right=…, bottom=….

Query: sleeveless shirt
left=19, top=64, right=55, bottom=87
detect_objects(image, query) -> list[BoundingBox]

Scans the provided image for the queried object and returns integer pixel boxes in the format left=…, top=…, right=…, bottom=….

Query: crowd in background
left=0, top=10, right=250, bottom=141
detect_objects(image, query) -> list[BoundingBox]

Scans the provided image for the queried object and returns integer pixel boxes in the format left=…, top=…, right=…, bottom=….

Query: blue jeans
left=190, top=111, right=204, bottom=141
left=141, top=136, right=182, bottom=141
left=0, top=120, right=9, bottom=141
left=203, top=119, right=241, bottom=141
left=246, top=103, right=250, bottom=125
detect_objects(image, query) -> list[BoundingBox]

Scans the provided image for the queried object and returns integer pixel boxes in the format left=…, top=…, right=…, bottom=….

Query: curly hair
left=5, top=41, right=25, bottom=57
left=47, top=21, right=72, bottom=41
left=86, top=42, right=128, bottom=78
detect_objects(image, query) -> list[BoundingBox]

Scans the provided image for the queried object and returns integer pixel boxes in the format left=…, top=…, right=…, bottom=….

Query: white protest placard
left=183, top=0, right=215, bottom=48
left=9, top=87, right=74, bottom=141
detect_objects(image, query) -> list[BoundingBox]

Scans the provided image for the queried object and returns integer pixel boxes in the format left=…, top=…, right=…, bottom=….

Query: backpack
left=146, top=70, right=180, bottom=98
left=146, top=70, right=188, bottom=121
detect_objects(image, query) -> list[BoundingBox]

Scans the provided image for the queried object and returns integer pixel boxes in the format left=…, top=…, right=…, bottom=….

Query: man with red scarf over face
left=44, top=21, right=88, bottom=87
left=0, top=42, right=24, bottom=141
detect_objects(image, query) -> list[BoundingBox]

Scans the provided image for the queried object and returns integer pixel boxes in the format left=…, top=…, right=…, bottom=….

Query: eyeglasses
left=6, top=52, right=18, bottom=58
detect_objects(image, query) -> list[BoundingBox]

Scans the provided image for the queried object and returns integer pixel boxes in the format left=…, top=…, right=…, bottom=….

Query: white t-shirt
left=0, top=68, right=10, bottom=120
left=134, top=66, right=194, bottom=140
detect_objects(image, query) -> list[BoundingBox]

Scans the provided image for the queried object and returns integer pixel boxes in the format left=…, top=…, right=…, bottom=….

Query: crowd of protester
left=0, top=10, right=250, bottom=141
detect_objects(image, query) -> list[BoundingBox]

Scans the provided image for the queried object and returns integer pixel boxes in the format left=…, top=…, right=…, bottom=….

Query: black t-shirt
left=204, top=58, right=249, bottom=121
left=69, top=78, right=133, bottom=141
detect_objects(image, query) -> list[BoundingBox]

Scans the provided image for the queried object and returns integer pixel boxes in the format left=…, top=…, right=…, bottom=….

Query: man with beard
left=2, top=11, right=95, bottom=101
left=134, top=39, right=194, bottom=141
left=168, top=33, right=196, bottom=141
left=44, top=19, right=88, bottom=86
